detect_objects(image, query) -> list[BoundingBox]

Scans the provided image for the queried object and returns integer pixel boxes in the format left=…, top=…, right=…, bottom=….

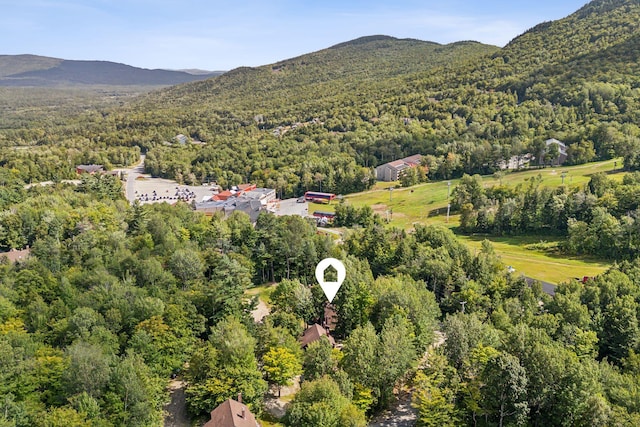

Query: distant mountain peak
left=327, top=35, right=439, bottom=50
left=575, top=0, right=638, bottom=17
left=328, top=35, right=398, bottom=48
left=0, top=55, right=223, bottom=87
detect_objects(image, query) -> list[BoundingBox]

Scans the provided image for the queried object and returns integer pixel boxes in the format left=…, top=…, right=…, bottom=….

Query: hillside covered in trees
left=2, top=1, right=640, bottom=426
left=2, top=1, right=640, bottom=195
left=1, top=178, right=640, bottom=426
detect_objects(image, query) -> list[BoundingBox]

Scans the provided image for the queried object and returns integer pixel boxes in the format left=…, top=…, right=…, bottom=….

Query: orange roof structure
left=237, top=183, right=257, bottom=192
left=214, top=190, right=235, bottom=201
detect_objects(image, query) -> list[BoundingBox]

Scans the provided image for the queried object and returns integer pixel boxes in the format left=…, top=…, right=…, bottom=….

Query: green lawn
left=258, top=409, right=285, bottom=427
left=259, top=418, right=284, bottom=427
left=457, top=234, right=609, bottom=283
left=339, top=159, right=623, bottom=283
left=245, top=283, right=276, bottom=306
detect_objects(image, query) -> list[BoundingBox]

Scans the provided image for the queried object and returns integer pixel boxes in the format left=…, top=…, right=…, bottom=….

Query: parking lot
left=130, top=177, right=215, bottom=204
left=275, top=197, right=310, bottom=217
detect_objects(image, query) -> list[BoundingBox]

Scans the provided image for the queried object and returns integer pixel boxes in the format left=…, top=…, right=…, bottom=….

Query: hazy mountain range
left=0, top=54, right=224, bottom=87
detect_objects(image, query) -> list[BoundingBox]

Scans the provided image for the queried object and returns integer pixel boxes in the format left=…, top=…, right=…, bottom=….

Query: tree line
left=452, top=171, right=640, bottom=259
left=1, top=168, right=640, bottom=425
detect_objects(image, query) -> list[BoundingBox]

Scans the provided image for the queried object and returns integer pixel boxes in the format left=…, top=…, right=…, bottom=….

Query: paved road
left=120, top=154, right=145, bottom=202
left=24, top=179, right=81, bottom=189
left=524, top=276, right=557, bottom=296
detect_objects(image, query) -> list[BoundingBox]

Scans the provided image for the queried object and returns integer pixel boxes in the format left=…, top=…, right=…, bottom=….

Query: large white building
left=375, top=154, right=423, bottom=181
left=542, top=138, right=568, bottom=165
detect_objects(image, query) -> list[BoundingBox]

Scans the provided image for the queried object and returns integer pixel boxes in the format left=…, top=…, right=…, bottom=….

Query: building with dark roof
left=300, top=323, right=335, bottom=349
left=76, top=164, right=104, bottom=174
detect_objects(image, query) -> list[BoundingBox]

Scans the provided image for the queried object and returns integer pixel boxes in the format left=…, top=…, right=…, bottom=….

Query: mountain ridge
left=137, top=35, right=497, bottom=111
left=3, top=0, right=640, bottom=195
left=0, top=54, right=224, bottom=87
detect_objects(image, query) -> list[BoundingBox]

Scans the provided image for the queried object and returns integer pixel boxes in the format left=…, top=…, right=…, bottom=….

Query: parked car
left=296, top=196, right=306, bottom=203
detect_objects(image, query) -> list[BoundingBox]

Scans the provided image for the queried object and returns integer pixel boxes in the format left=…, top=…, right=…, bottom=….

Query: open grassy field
left=323, top=159, right=625, bottom=283
left=245, top=283, right=276, bottom=306
left=457, top=234, right=609, bottom=283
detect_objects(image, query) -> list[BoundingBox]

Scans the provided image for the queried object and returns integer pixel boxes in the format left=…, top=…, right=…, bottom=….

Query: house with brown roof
left=300, top=323, right=335, bottom=349
left=324, top=305, right=338, bottom=332
left=76, top=164, right=104, bottom=175
left=0, top=248, right=31, bottom=263
left=203, top=396, right=260, bottom=427
left=375, top=154, right=424, bottom=181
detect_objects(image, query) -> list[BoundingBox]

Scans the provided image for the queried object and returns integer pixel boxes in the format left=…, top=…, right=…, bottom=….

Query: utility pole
left=447, top=181, right=452, bottom=223
left=389, top=186, right=394, bottom=202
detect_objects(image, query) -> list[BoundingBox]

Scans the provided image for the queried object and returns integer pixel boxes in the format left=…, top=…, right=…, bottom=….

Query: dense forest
left=2, top=2, right=640, bottom=195
left=2, top=0, right=640, bottom=426
left=1, top=179, right=640, bottom=426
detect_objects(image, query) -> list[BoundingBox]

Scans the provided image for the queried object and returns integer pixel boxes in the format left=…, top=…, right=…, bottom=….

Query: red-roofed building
left=213, top=190, right=235, bottom=201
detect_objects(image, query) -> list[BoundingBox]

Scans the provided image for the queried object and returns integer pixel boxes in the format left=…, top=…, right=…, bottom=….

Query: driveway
left=368, top=391, right=417, bottom=427
left=368, top=332, right=445, bottom=427
left=524, top=276, right=557, bottom=296
left=251, top=299, right=270, bottom=323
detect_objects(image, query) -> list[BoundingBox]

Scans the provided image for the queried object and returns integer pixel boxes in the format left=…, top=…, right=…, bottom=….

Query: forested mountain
left=487, top=0, right=640, bottom=100
left=116, top=37, right=500, bottom=191
left=126, top=35, right=497, bottom=141
left=3, top=2, right=640, bottom=426
left=0, top=55, right=223, bottom=87
left=2, top=1, right=640, bottom=193
left=95, top=0, right=640, bottom=193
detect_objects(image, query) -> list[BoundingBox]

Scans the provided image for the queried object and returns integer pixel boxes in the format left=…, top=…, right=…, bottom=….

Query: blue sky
left=0, top=0, right=588, bottom=71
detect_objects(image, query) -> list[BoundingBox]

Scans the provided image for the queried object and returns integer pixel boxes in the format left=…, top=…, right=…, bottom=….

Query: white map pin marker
left=315, top=258, right=346, bottom=303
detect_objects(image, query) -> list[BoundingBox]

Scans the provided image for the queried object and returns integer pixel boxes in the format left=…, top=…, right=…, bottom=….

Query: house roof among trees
left=300, top=323, right=335, bottom=348
left=378, top=154, right=423, bottom=171
left=203, top=398, right=259, bottom=427
left=76, top=164, right=104, bottom=173
left=0, top=248, right=31, bottom=263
